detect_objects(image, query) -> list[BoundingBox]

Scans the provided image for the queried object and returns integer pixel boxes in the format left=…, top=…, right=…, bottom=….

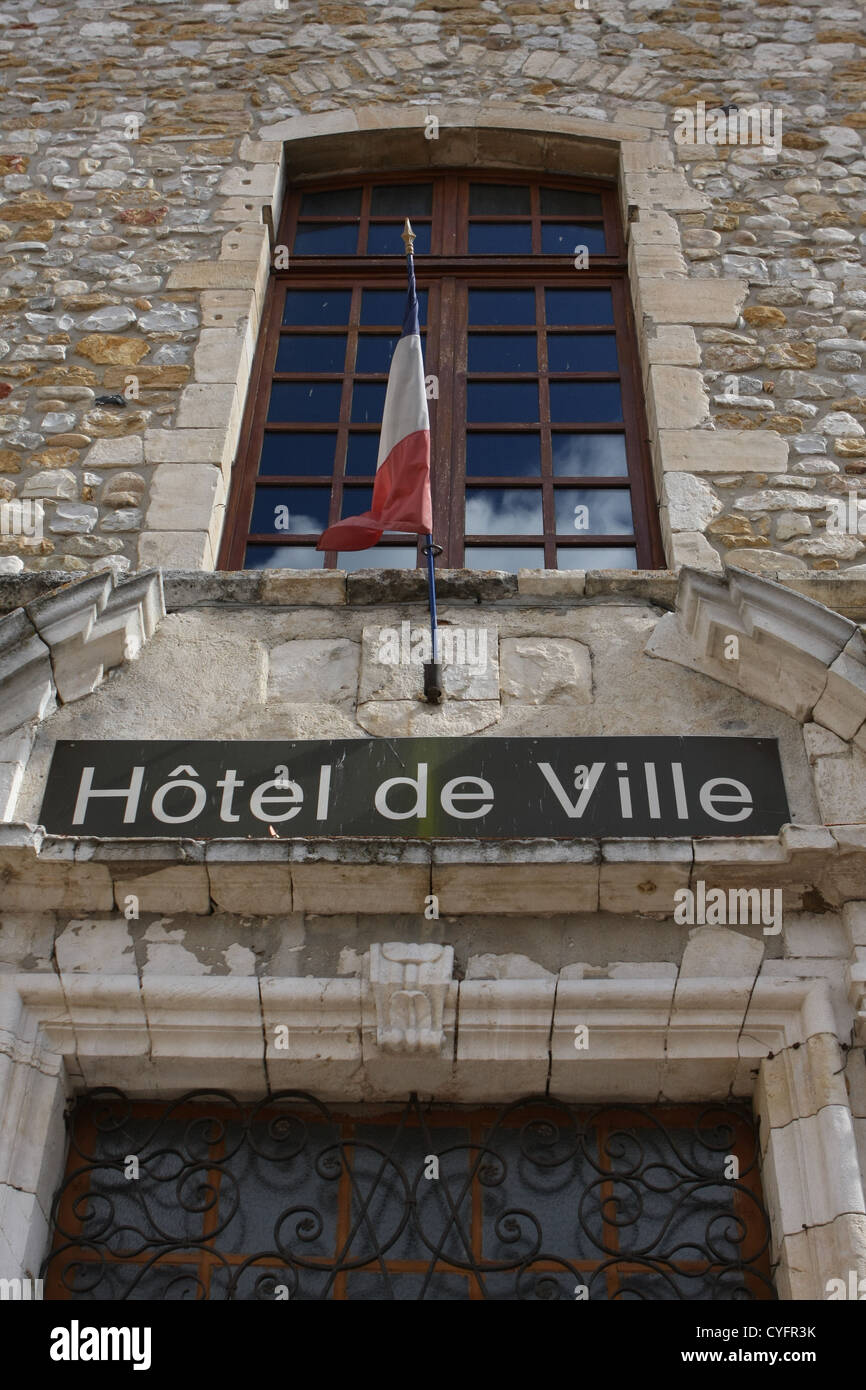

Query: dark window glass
left=466, top=433, right=541, bottom=477
left=547, top=334, right=619, bottom=373
left=554, top=487, right=634, bottom=535
left=355, top=335, right=399, bottom=373
left=469, top=183, right=531, bottom=215
left=467, top=382, right=538, bottom=423
left=245, top=544, right=322, bottom=569
left=251, top=486, right=331, bottom=534
left=469, top=290, right=536, bottom=325
left=540, top=187, right=603, bottom=216
left=259, top=433, right=338, bottom=477
left=541, top=223, right=606, bottom=255
left=549, top=382, right=623, bottom=423
left=468, top=334, right=537, bottom=372
left=283, top=289, right=351, bottom=326
left=465, top=488, right=544, bottom=535
left=468, top=223, right=533, bottom=254
left=267, top=382, right=343, bottom=423
left=345, top=434, right=380, bottom=475
left=351, top=382, right=388, bottom=423
left=341, top=485, right=373, bottom=517
left=337, top=544, right=418, bottom=570
left=551, top=433, right=628, bottom=477
left=370, top=183, right=433, bottom=217
left=361, top=289, right=428, bottom=325
left=276, top=334, right=347, bottom=373
left=464, top=544, right=546, bottom=570
left=367, top=222, right=432, bottom=255
left=299, top=186, right=362, bottom=216
left=545, top=288, right=614, bottom=325
left=293, top=223, right=359, bottom=255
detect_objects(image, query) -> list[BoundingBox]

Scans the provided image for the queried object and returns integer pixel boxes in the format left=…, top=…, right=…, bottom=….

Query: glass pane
left=367, top=222, right=431, bottom=255
left=267, top=382, right=343, bottom=423
left=468, top=334, right=537, bottom=372
left=545, top=288, right=614, bottom=325
left=541, top=187, right=603, bottom=216
left=469, top=290, right=536, bottom=326
left=554, top=487, right=634, bottom=535
left=259, top=432, right=337, bottom=477
left=466, top=433, right=540, bottom=477
left=557, top=545, right=636, bottom=569
left=355, top=335, right=399, bottom=373
left=547, top=333, right=618, bottom=373
left=351, top=382, right=388, bottom=423
left=541, top=223, right=606, bottom=255
left=283, top=289, right=351, bottom=326
left=464, top=544, right=545, bottom=571
left=370, top=183, right=433, bottom=217
left=251, top=486, right=331, bottom=534
left=470, top=183, right=531, bottom=215
left=293, top=222, right=359, bottom=255
left=337, top=545, right=418, bottom=570
left=552, top=433, right=628, bottom=477
left=549, top=382, right=623, bottom=423
left=341, top=486, right=372, bottom=517
left=276, top=334, right=346, bottom=373
left=361, top=289, right=428, bottom=325
left=245, top=545, right=323, bottom=569
left=299, top=186, right=362, bottom=217
left=465, top=488, right=543, bottom=535
left=467, top=383, right=538, bottom=423
left=468, top=223, right=532, bottom=254
left=345, top=433, right=380, bottom=475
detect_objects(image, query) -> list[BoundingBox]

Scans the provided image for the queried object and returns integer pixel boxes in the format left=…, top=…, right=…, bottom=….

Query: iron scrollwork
left=42, top=1090, right=775, bottom=1301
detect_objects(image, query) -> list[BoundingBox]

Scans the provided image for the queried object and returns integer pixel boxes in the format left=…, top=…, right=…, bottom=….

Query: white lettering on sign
left=73, top=765, right=145, bottom=824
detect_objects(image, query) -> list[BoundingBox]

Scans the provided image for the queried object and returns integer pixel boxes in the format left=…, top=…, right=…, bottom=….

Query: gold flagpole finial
left=401, top=218, right=416, bottom=255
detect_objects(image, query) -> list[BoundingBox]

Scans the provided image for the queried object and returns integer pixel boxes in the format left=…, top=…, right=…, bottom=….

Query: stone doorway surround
left=1, top=957, right=864, bottom=1302
left=145, top=102, right=785, bottom=575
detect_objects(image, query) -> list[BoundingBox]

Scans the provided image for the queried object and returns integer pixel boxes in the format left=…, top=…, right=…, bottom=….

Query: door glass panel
left=351, top=382, right=388, bottom=423
left=299, top=187, right=362, bottom=217
left=469, top=289, right=536, bottom=325
left=370, top=183, right=433, bottom=217
left=541, top=223, right=606, bottom=255
left=293, top=222, right=359, bottom=255
left=540, top=187, right=603, bottom=216
left=466, top=433, right=541, bottom=476
left=276, top=334, right=347, bottom=373
left=468, top=334, right=537, bottom=372
left=554, top=487, right=634, bottom=535
left=345, top=433, right=380, bottom=475
left=468, top=223, right=532, bottom=254
left=355, top=335, right=399, bottom=373
left=467, top=383, right=538, bottom=423
left=549, top=382, right=623, bottom=423
left=283, top=289, right=351, bottom=326
left=251, top=486, right=330, bottom=534
left=465, top=487, right=543, bottom=534
left=469, top=183, right=531, bottom=215
left=338, top=544, right=418, bottom=569
left=259, top=432, right=337, bottom=477
left=557, top=545, right=637, bottom=569
left=464, top=544, right=546, bottom=570
left=361, top=289, right=428, bottom=324
left=547, top=333, right=619, bottom=374
left=341, top=486, right=373, bottom=516
left=267, top=382, right=343, bottom=423
left=552, top=434, right=628, bottom=477
left=367, top=222, right=432, bottom=255
left=545, top=288, right=614, bottom=325
left=246, top=541, right=323, bottom=569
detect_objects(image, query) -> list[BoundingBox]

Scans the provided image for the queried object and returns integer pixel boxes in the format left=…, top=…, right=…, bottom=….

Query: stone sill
left=5, top=567, right=866, bottom=620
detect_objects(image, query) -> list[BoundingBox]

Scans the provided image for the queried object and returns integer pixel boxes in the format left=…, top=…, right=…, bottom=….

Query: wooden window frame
left=219, top=171, right=664, bottom=572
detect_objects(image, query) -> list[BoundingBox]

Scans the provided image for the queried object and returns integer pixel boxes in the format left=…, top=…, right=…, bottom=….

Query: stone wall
left=0, top=0, right=864, bottom=578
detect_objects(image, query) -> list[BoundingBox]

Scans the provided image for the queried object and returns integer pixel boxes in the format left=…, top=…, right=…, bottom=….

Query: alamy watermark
left=827, top=490, right=866, bottom=536
left=674, top=881, right=782, bottom=935
left=0, top=499, right=43, bottom=544
left=376, top=620, right=489, bottom=671
left=674, top=101, right=782, bottom=156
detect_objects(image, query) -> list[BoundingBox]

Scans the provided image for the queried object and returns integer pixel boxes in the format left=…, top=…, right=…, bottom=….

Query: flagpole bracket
left=422, top=540, right=442, bottom=558
left=423, top=661, right=444, bottom=704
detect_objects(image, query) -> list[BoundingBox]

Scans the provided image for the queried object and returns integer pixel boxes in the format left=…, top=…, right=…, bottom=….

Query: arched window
left=220, top=173, right=662, bottom=573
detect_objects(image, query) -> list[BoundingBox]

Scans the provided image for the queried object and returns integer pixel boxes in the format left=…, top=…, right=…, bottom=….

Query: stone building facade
left=0, top=0, right=865, bottom=1303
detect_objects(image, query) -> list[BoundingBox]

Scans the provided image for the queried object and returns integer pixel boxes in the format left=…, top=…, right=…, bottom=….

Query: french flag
left=317, top=259, right=432, bottom=553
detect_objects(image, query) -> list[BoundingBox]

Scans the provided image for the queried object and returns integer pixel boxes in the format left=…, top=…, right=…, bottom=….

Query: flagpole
left=402, top=218, right=443, bottom=705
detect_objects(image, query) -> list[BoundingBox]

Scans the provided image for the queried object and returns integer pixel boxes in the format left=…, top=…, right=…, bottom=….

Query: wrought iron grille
left=43, top=1091, right=775, bottom=1301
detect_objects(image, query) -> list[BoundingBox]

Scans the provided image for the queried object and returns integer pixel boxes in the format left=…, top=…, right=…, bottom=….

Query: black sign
left=39, top=738, right=790, bottom=839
